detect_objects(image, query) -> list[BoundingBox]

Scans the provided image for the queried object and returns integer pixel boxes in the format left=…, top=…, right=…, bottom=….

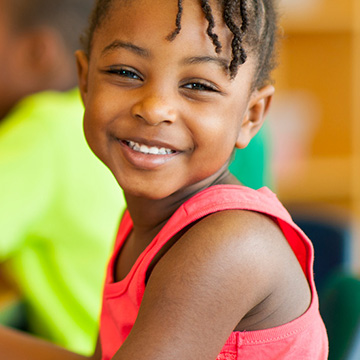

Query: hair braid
left=200, top=0, right=222, bottom=54
left=239, top=0, right=249, bottom=64
left=240, top=0, right=249, bottom=33
left=166, top=0, right=183, bottom=41
left=223, top=0, right=248, bottom=78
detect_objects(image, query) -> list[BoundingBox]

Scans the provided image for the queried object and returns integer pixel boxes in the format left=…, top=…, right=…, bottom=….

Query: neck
left=124, top=168, right=239, bottom=235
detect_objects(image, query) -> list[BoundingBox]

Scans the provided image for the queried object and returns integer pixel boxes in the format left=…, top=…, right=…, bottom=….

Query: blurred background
left=1, top=0, right=360, bottom=359
left=269, top=0, right=360, bottom=358
left=273, top=0, right=358, bottom=216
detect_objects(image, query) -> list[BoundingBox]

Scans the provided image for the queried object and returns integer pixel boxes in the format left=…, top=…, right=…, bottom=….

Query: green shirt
left=0, top=89, right=125, bottom=355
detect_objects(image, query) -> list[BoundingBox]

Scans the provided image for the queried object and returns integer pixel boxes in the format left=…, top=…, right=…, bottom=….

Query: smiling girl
left=0, top=0, right=328, bottom=359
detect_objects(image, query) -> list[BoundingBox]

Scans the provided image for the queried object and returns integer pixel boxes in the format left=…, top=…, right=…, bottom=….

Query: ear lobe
left=235, top=85, right=274, bottom=149
left=75, top=50, right=89, bottom=105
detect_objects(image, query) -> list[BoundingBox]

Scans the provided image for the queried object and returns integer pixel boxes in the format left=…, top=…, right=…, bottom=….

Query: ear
left=75, top=50, right=89, bottom=106
left=235, top=85, right=274, bottom=149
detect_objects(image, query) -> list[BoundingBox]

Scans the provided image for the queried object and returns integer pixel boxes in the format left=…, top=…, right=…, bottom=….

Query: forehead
left=106, top=0, right=223, bottom=24
left=110, top=0, right=181, bottom=37
left=91, top=0, right=238, bottom=64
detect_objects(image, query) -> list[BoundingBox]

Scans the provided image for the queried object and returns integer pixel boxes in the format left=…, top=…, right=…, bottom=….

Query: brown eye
left=182, top=82, right=218, bottom=92
left=107, top=67, right=142, bottom=81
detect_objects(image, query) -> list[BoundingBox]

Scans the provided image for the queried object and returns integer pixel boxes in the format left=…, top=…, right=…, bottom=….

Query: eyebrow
left=182, top=56, right=229, bottom=71
left=101, top=41, right=229, bottom=71
left=101, top=40, right=150, bottom=58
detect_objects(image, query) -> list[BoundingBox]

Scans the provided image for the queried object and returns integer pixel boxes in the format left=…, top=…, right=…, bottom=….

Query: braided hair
left=82, top=0, right=278, bottom=88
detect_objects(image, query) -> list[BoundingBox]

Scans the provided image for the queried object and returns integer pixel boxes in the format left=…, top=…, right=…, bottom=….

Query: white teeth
left=140, top=144, right=149, bottom=153
left=149, top=146, right=161, bottom=155
left=127, top=141, right=173, bottom=155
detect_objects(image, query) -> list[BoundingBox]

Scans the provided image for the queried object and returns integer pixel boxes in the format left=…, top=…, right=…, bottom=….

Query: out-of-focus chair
left=288, top=204, right=356, bottom=360
left=289, top=204, right=352, bottom=292
left=320, top=272, right=360, bottom=360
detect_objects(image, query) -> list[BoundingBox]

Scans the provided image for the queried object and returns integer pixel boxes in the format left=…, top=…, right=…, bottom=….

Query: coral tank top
left=99, top=185, right=329, bottom=359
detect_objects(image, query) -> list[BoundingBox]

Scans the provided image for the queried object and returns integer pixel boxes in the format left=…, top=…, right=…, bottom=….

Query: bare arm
left=111, top=210, right=307, bottom=360
left=0, top=211, right=308, bottom=360
left=0, top=326, right=100, bottom=360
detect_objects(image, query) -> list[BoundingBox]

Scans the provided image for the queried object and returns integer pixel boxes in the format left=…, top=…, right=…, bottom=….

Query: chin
left=118, top=179, right=175, bottom=200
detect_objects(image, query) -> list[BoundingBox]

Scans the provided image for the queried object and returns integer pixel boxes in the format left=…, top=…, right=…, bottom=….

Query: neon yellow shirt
left=0, top=89, right=125, bottom=355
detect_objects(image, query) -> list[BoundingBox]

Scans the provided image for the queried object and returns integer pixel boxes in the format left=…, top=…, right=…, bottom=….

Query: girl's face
left=77, top=0, right=273, bottom=200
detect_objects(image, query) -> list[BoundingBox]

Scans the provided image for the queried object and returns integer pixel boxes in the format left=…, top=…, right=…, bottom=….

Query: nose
left=131, top=93, right=177, bottom=126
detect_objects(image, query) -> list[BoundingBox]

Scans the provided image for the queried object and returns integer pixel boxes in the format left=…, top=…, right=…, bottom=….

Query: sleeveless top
left=99, top=185, right=329, bottom=359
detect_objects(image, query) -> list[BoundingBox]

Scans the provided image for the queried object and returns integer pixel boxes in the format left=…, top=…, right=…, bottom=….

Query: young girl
left=0, top=0, right=329, bottom=359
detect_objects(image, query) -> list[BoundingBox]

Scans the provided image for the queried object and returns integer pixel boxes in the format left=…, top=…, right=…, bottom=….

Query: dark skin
left=0, top=1, right=311, bottom=359
left=107, top=187, right=310, bottom=360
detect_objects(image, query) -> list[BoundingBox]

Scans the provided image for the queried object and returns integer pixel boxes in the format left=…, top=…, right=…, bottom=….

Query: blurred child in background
left=0, top=0, right=125, bottom=355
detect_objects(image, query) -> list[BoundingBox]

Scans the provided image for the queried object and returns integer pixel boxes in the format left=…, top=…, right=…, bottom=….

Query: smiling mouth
left=124, top=140, right=176, bottom=155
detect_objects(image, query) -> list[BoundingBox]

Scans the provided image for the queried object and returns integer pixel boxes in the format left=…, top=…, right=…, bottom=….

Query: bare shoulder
left=180, top=209, right=311, bottom=325
left=151, top=209, right=311, bottom=331
left=114, top=209, right=311, bottom=360
left=171, top=209, right=296, bottom=283
left=176, top=209, right=312, bottom=330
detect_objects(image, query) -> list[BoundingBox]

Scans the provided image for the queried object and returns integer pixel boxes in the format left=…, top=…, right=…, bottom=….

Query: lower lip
left=118, top=140, right=179, bottom=170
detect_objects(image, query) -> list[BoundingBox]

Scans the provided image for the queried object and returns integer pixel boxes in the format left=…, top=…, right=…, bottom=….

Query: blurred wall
left=269, top=0, right=360, bottom=270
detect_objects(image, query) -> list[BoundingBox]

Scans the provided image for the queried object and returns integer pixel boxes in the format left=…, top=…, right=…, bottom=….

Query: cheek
left=83, top=108, right=102, bottom=160
left=86, top=75, right=133, bottom=125
left=84, top=83, right=117, bottom=134
left=189, top=102, right=247, bottom=172
left=82, top=85, right=132, bottom=168
left=83, top=93, right=112, bottom=159
left=191, top=103, right=245, bottom=148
